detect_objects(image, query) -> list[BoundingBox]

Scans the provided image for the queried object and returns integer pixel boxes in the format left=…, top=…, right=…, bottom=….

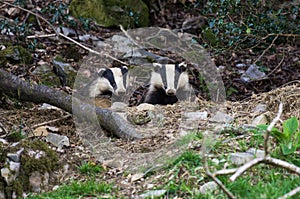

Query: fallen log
left=0, top=69, right=142, bottom=140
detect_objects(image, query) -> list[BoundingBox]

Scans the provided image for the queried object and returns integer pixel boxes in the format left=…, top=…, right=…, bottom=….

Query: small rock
left=136, top=190, right=167, bottom=199
left=45, top=133, right=70, bottom=150
left=1, top=162, right=20, bottom=185
left=209, top=111, right=233, bottom=123
left=111, top=35, right=134, bottom=53
left=241, top=64, right=266, bottom=82
left=236, top=63, right=246, bottom=68
left=229, top=152, right=254, bottom=165
left=29, top=171, right=42, bottom=193
left=131, top=173, right=145, bottom=182
left=0, top=191, right=5, bottom=199
left=110, top=102, right=128, bottom=112
left=0, top=138, right=8, bottom=144
left=247, top=148, right=265, bottom=158
left=136, top=103, right=155, bottom=111
left=253, top=103, right=267, bottom=113
left=183, top=111, right=208, bottom=120
left=28, top=150, right=46, bottom=159
left=7, top=147, right=23, bottom=162
left=252, top=114, right=268, bottom=126
left=199, top=181, right=218, bottom=194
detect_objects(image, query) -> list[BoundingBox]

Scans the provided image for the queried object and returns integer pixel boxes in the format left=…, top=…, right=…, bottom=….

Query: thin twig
left=264, top=102, right=283, bottom=156
left=230, top=157, right=264, bottom=181
left=32, top=114, right=72, bottom=128
left=119, top=24, right=143, bottom=49
left=59, top=33, right=128, bottom=66
left=213, top=168, right=237, bottom=176
left=278, top=186, right=300, bottom=199
left=265, top=157, right=300, bottom=175
left=254, top=34, right=279, bottom=64
left=202, top=138, right=236, bottom=199
left=0, top=122, right=8, bottom=137
left=266, top=55, right=285, bottom=77
left=1, top=1, right=58, bottom=37
left=27, top=34, right=57, bottom=39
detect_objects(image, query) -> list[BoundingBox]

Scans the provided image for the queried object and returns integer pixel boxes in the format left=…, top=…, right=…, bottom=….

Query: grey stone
left=253, top=103, right=267, bottom=113
left=0, top=138, right=7, bottom=144
left=136, top=190, right=167, bottom=199
left=7, top=148, right=23, bottom=162
left=29, top=171, right=42, bottom=193
left=199, top=181, right=218, bottom=194
left=1, top=161, right=20, bottom=185
left=110, top=102, right=128, bottom=112
left=136, top=103, right=155, bottom=111
left=236, top=63, right=246, bottom=68
left=183, top=111, right=208, bottom=120
left=46, top=133, right=70, bottom=150
left=241, top=64, right=266, bottom=82
left=209, top=111, right=233, bottom=123
left=252, top=114, right=268, bottom=126
left=111, top=35, right=135, bottom=53
left=247, top=148, right=265, bottom=158
left=229, top=152, right=254, bottom=165
left=28, top=150, right=46, bottom=159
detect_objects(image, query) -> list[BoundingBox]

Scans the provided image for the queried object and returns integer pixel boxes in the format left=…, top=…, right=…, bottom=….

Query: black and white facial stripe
left=144, top=62, right=191, bottom=105
left=87, top=66, right=128, bottom=97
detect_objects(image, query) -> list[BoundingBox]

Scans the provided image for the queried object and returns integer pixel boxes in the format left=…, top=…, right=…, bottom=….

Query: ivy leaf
left=283, top=117, right=298, bottom=139
left=246, top=28, right=251, bottom=34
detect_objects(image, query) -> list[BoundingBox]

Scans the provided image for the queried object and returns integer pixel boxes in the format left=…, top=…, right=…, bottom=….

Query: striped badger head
left=88, top=66, right=128, bottom=97
left=144, top=62, right=191, bottom=105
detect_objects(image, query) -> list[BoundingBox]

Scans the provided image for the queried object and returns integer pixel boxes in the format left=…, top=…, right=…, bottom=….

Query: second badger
left=144, top=62, right=192, bottom=105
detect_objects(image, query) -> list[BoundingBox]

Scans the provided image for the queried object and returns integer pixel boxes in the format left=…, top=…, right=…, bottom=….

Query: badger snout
left=114, top=88, right=126, bottom=96
left=166, top=89, right=176, bottom=96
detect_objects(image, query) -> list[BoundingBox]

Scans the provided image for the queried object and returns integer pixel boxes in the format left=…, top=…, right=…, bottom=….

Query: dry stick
left=32, top=114, right=72, bottom=128
left=1, top=1, right=58, bottom=37
left=202, top=139, right=236, bottom=199
left=59, top=33, right=129, bottom=66
left=229, top=157, right=264, bottom=181
left=213, top=168, right=237, bottom=176
left=278, top=186, right=300, bottom=199
left=119, top=24, right=143, bottom=49
left=266, top=55, right=285, bottom=77
left=253, top=34, right=279, bottom=64
left=264, top=102, right=283, bottom=156
left=27, top=34, right=57, bottom=39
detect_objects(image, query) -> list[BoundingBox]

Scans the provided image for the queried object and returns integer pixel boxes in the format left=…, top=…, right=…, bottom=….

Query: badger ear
left=153, top=63, right=162, bottom=72
left=178, top=62, right=187, bottom=71
left=98, top=68, right=107, bottom=77
left=121, top=66, right=128, bottom=74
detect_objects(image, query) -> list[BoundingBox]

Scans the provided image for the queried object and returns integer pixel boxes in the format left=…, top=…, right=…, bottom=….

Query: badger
left=84, top=66, right=128, bottom=98
left=143, top=62, right=192, bottom=105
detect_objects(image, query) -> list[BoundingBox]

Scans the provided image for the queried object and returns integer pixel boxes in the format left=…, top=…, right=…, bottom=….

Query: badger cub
left=84, top=66, right=128, bottom=98
left=144, top=62, right=192, bottom=105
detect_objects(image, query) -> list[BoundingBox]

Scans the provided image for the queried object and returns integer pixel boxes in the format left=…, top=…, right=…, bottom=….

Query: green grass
left=151, top=127, right=300, bottom=199
left=27, top=180, right=115, bottom=199
left=78, top=161, right=103, bottom=175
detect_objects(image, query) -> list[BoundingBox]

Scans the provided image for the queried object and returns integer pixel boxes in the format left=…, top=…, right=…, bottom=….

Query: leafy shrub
left=258, top=116, right=300, bottom=155
left=192, top=0, right=299, bottom=49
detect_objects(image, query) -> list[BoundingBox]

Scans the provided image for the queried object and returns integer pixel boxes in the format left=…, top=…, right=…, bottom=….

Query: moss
left=0, top=46, right=33, bottom=65
left=69, top=0, right=149, bottom=28
left=5, top=130, right=25, bottom=143
left=20, top=140, right=59, bottom=174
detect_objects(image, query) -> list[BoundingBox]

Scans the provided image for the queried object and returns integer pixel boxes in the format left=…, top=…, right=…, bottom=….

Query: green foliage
left=258, top=116, right=300, bottom=155
left=78, top=161, right=103, bottom=175
left=27, top=180, right=115, bottom=199
left=192, top=0, right=300, bottom=50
